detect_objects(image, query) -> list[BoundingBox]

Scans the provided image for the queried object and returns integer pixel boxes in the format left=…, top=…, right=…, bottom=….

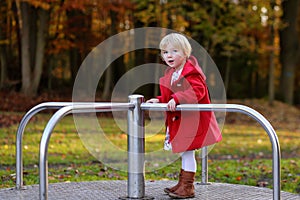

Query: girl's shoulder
left=164, top=67, right=174, bottom=76
left=183, top=57, right=206, bottom=80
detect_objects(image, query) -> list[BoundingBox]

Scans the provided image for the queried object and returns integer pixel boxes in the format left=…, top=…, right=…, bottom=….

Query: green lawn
left=0, top=113, right=299, bottom=194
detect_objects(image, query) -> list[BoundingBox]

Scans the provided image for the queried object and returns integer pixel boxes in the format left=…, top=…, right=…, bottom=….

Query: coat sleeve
left=156, top=95, right=162, bottom=102
left=171, top=73, right=207, bottom=104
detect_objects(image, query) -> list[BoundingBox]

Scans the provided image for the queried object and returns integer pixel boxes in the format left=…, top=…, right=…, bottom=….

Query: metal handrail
left=15, top=102, right=130, bottom=189
left=38, top=103, right=135, bottom=200
left=16, top=102, right=75, bottom=189
left=16, top=96, right=281, bottom=200
left=141, top=103, right=281, bottom=200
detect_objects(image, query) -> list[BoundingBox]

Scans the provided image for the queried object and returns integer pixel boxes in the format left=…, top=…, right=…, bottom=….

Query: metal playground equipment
left=15, top=95, right=281, bottom=200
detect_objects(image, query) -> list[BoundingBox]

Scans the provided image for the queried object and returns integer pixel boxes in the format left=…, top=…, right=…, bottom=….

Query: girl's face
left=161, top=44, right=186, bottom=70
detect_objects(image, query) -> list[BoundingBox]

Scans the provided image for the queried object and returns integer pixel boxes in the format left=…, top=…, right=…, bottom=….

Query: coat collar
left=161, top=56, right=206, bottom=83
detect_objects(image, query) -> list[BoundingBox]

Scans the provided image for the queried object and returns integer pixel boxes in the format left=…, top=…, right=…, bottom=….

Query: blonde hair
left=159, top=33, right=192, bottom=58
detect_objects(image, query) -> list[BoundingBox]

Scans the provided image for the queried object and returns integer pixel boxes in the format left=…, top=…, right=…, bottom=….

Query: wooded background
left=0, top=0, right=300, bottom=105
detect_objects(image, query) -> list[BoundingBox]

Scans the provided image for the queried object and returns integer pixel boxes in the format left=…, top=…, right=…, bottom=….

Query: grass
left=0, top=113, right=299, bottom=194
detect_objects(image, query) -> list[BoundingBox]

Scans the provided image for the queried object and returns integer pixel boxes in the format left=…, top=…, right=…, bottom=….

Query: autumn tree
left=1, top=0, right=300, bottom=104
left=186, top=1, right=262, bottom=98
left=0, top=0, right=9, bottom=88
left=17, top=0, right=51, bottom=97
left=279, top=0, right=300, bottom=104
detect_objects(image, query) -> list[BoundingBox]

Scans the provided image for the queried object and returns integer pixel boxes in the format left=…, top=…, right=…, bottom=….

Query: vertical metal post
left=126, top=95, right=145, bottom=199
left=200, top=146, right=210, bottom=185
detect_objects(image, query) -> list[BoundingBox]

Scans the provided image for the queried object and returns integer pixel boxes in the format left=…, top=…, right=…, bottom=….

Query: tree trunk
left=101, top=41, right=113, bottom=100
left=102, top=9, right=117, bottom=100
left=0, top=43, right=8, bottom=88
left=19, top=2, right=49, bottom=96
left=29, top=5, right=37, bottom=70
left=224, top=55, right=231, bottom=95
left=70, top=48, right=81, bottom=83
left=279, top=0, right=300, bottom=104
left=66, top=10, right=83, bottom=83
left=268, top=21, right=275, bottom=106
left=0, top=0, right=8, bottom=88
left=20, top=1, right=32, bottom=95
left=32, top=8, right=49, bottom=94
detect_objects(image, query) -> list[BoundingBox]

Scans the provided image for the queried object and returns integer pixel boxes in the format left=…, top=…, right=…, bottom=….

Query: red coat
left=157, top=56, right=222, bottom=153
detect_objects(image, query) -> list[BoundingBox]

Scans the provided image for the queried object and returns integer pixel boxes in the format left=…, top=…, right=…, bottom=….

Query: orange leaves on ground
left=0, top=113, right=22, bottom=128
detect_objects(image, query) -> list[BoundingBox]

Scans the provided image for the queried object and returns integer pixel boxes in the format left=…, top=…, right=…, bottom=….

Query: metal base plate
left=196, top=182, right=212, bottom=186
left=1, top=180, right=298, bottom=200
left=119, top=196, right=154, bottom=200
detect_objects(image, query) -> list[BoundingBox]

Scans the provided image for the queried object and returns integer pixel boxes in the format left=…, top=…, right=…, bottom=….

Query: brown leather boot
left=164, top=169, right=184, bottom=194
left=168, top=171, right=195, bottom=199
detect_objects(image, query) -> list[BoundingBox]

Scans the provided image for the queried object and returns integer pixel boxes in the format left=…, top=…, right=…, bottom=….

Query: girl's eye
left=173, top=50, right=178, bottom=53
left=163, top=51, right=168, bottom=54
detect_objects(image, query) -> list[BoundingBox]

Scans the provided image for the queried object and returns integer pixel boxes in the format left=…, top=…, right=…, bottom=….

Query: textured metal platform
left=0, top=180, right=299, bottom=200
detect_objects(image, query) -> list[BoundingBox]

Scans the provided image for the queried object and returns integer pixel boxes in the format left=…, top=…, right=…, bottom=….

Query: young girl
left=146, top=33, right=222, bottom=199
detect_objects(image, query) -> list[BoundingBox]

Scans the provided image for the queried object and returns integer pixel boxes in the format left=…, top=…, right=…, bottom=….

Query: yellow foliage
left=23, top=0, right=50, bottom=10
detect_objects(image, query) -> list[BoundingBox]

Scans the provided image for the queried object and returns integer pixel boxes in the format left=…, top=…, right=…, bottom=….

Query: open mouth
left=168, top=60, right=174, bottom=65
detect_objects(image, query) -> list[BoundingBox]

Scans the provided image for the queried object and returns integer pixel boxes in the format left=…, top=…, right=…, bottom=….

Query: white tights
left=180, top=150, right=196, bottom=172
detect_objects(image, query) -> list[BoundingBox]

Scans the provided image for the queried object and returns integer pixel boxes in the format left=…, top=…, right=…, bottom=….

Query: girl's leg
left=169, top=151, right=196, bottom=198
left=181, top=150, right=196, bottom=172
left=164, top=150, right=196, bottom=194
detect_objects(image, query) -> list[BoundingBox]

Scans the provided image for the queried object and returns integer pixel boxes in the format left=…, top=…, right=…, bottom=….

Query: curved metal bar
left=22, top=101, right=280, bottom=200
left=16, top=102, right=75, bottom=189
left=16, top=102, right=134, bottom=190
left=39, top=103, right=134, bottom=200
left=141, top=103, right=281, bottom=200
